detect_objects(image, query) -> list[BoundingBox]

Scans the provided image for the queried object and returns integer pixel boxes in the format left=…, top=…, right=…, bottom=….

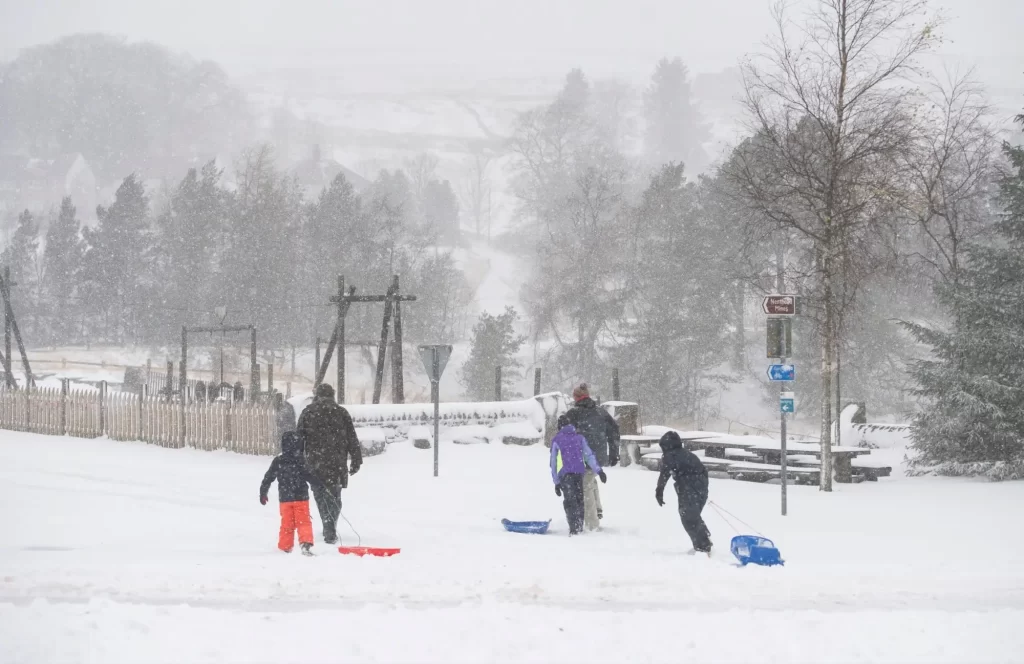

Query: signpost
left=767, top=364, right=796, bottom=382
left=762, top=295, right=796, bottom=316
left=418, top=344, right=452, bottom=477
left=765, top=294, right=797, bottom=517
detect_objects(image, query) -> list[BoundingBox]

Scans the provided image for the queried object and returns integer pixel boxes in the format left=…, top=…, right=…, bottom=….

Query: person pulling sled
left=260, top=431, right=326, bottom=555
left=550, top=415, right=606, bottom=535
left=655, top=431, right=713, bottom=555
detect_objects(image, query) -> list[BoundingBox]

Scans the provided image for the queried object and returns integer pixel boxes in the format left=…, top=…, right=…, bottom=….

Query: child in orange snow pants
left=260, top=431, right=325, bottom=555
left=278, top=500, right=314, bottom=552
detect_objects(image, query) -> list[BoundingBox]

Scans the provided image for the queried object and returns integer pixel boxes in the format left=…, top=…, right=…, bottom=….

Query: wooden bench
left=852, top=461, right=893, bottom=481
left=726, top=462, right=820, bottom=485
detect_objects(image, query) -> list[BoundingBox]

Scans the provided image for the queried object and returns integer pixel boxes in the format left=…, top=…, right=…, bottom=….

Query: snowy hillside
left=1, top=432, right=1021, bottom=662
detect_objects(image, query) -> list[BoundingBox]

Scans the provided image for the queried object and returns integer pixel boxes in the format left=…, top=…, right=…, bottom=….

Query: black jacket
left=297, top=395, right=362, bottom=489
left=260, top=432, right=323, bottom=503
left=564, top=397, right=620, bottom=467
left=656, top=431, right=709, bottom=506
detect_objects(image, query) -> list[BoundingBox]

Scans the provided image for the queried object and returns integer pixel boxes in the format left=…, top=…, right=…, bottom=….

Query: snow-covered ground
left=1, top=432, right=1021, bottom=663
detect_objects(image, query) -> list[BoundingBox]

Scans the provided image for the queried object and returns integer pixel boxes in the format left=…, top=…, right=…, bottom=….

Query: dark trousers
left=311, top=483, right=342, bottom=543
left=678, top=490, right=712, bottom=552
left=559, top=473, right=585, bottom=535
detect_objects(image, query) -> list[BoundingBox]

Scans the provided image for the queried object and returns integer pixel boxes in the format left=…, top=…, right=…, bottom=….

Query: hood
left=574, top=397, right=596, bottom=409
left=281, top=431, right=303, bottom=456
left=557, top=424, right=577, bottom=436
left=659, top=431, right=683, bottom=452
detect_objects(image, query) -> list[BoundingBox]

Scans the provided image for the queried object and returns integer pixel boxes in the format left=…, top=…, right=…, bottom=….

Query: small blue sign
left=780, top=397, right=795, bottom=413
left=767, top=364, right=796, bottom=381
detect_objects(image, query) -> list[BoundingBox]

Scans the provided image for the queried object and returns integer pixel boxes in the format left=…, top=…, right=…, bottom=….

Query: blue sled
left=730, top=535, right=785, bottom=566
left=502, top=519, right=551, bottom=534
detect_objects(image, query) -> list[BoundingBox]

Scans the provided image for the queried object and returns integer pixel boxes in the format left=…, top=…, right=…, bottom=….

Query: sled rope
left=338, top=506, right=362, bottom=548
left=708, top=500, right=764, bottom=537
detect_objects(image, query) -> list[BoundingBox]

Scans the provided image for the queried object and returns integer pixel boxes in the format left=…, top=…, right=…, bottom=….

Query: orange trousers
left=278, top=500, right=314, bottom=552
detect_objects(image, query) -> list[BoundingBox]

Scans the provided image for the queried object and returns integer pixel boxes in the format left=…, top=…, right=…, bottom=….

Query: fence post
left=612, top=368, right=621, bottom=401
left=24, top=385, right=30, bottom=432
left=165, top=360, right=173, bottom=402
left=495, top=366, right=502, bottom=401
left=61, top=379, right=68, bottom=435
left=139, top=385, right=145, bottom=442
left=267, top=362, right=274, bottom=394
left=533, top=368, right=542, bottom=396
left=99, top=380, right=107, bottom=436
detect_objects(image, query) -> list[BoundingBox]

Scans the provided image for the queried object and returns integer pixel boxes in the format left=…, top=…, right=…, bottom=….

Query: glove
left=260, top=495, right=268, bottom=506
left=655, top=491, right=664, bottom=507
left=350, top=462, right=360, bottom=475
left=598, top=470, right=607, bottom=484
left=554, top=484, right=562, bottom=497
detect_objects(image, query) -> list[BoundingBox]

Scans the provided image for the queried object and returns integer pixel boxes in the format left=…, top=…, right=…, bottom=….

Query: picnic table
left=619, top=434, right=661, bottom=466
left=686, top=434, right=772, bottom=459
left=742, top=441, right=872, bottom=483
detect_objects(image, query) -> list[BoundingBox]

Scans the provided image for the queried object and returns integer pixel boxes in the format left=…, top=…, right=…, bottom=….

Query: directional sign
left=767, top=364, right=795, bottom=382
left=780, top=392, right=795, bottom=414
left=762, top=294, right=796, bottom=316
left=417, top=344, right=452, bottom=383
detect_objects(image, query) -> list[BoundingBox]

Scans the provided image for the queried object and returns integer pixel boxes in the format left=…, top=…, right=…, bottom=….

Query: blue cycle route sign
left=767, top=364, right=796, bottom=381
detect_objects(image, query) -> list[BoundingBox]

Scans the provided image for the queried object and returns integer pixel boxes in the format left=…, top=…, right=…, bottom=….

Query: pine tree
left=81, top=173, right=152, bottom=342
left=460, top=307, right=526, bottom=401
left=1, top=210, right=40, bottom=338
left=43, top=197, right=84, bottom=344
left=643, top=58, right=710, bottom=173
left=904, top=114, right=1024, bottom=479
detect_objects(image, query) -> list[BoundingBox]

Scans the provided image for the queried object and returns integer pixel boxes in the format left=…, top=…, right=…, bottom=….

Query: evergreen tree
left=460, top=307, right=526, bottom=400
left=81, top=174, right=153, bottom=342
left=643, top=58, right=710, bottom=173
left=43, top=197, right=84, bottom=343
left=904, top=114, right=1024, bottom=479
left=1, top=210, right=40, bottom=338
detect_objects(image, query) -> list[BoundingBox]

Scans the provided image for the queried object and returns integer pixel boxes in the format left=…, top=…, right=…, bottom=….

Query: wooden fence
left=0, top=385, right=278, bottom=455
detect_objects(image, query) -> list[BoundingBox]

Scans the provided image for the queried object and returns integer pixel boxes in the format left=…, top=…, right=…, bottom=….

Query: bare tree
left=905, top=72, right=998, bottom=289
left=459, top=149, right=495, bottom=240
left=728, top=0, right=941, bottom=490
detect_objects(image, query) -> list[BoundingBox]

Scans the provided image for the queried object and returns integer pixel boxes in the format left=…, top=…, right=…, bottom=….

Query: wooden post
left=0, top=273, right=32, bottom=388
left=612, top=368, right=621, bottom=401
left=391, top=275, right=405, bottom=404
left=60, top=378, right=68, bottom=435
left=534, top=368, right=542, bottom=396
left=139, top=385, right=145, bottom=442
left=99, top=380, right=107, bottom=436
left=180, top=326, right=187, bottom=448
left=165, top=360, right=173, bottom=402
left=338, top=275, right=345, bottom=401
left=3, top=266, right=11, bottom=388
left=495, top=366, right=502, bottom=401
left=314, top=336, right=322, bottom=388
left=372, top=280, right=397, bottom=404
left=249, top=326, right=258, bottom=402
left=267, top=362, right=274, bottom=394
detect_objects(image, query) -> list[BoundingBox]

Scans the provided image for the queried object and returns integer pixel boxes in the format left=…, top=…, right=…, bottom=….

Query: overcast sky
left=1, top=0, right=1021, bottom=90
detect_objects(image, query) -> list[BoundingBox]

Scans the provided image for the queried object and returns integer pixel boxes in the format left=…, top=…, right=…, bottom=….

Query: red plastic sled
left=338, top=546, right=401, bottom=557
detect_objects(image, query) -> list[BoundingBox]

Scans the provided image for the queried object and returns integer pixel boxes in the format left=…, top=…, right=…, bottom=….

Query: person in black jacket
left=655, top=430, right=713, bottom=555
left=260, top=431, right=325, bottom=555
left=297, top=383, right=362, bottom=545
left=274, top=392, right=297, bottom=437
left=564, top=383, right=620, bottom=530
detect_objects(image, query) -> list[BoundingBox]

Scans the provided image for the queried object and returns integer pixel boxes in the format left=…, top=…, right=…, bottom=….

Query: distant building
left=0, top=153, right=98, bottom=223
left=291, top=145, right=369, bottom=201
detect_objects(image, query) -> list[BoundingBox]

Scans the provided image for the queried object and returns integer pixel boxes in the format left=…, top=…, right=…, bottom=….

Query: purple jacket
left=550, top=424, right=602, bottom=484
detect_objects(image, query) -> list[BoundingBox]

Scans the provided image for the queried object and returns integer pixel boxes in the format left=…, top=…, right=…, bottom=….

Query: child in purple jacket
left=550, top=415, right=607, bottom=535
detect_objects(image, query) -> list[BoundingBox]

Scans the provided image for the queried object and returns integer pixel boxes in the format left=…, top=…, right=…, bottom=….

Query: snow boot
left=300, top=543, right=314, bottom=557
left=597, top=509, right=603, bottom=520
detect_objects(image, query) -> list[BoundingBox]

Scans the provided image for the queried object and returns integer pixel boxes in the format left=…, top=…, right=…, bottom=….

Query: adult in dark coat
left=563, top=382, right=619, bottom=528
left=655, top=431, right=713, bottom=554
left=274, top=392, right=297, bottom=438
left=296, top=383, right=362, bottom=544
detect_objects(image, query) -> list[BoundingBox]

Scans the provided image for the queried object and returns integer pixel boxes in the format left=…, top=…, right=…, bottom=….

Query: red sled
left=338, top=546, right=401, bottom=557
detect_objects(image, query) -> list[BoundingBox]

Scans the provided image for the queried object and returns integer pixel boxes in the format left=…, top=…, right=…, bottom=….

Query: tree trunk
left=820, top=252, right=835, bottom=492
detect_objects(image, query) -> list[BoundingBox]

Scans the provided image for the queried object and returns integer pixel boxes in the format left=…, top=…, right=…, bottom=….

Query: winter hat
left=557, top=414, right=570, bottom=429
left=281, top=431, right=303, bottom=455
left=315, top=383, right=335, bottom=400
left=572, top=382, right=590, bottom=401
